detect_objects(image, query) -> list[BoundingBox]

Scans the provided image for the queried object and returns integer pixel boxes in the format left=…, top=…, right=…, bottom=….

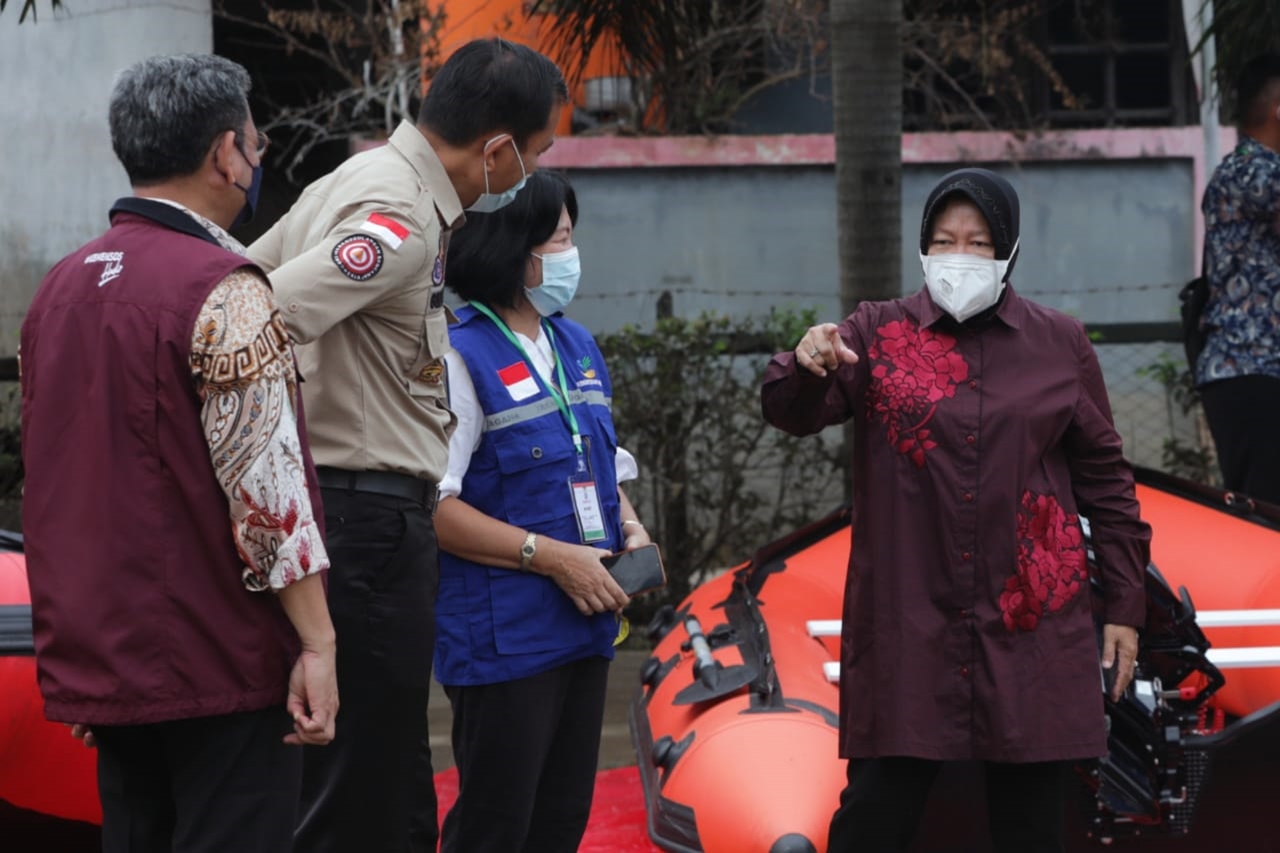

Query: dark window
left=903, top=0, right=1198, bottom=132
left=1036, top=0, right=1196, bottom=127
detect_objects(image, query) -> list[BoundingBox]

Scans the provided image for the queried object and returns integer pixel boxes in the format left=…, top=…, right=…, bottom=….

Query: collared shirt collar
left=150, top=198, right=247, bottom=256
left=388, top=121, right=465, bottom=229
left=912, top=282, right=1024, bottom=331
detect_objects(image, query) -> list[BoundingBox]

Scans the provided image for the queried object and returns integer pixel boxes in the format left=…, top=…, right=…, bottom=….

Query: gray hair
left=108, top=54, right=252, bottom=186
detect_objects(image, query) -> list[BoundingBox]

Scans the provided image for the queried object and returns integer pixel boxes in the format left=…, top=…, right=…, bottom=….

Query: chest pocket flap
left=491, top=428, right=577, bottom=527
left=406, top=309, right=451, bottom=397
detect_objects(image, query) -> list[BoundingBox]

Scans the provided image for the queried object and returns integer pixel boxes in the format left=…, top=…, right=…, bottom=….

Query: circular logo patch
left=332, top=235, right=384, bottom=281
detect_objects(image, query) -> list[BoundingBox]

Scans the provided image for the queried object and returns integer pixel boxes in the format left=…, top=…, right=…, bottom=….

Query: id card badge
left=568, top=441, right=607, bottom=543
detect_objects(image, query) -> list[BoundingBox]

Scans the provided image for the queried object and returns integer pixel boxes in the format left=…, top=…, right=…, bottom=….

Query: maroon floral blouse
left=761, top=287, right=1150, bottom=763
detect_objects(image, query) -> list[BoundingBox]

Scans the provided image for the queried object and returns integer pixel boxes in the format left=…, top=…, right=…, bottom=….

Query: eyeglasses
left=232, top=128, right=270, bottom=158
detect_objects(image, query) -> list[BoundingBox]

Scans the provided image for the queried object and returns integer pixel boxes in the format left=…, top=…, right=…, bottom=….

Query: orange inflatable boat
left=7, top=468, right=1280, bottom=851
left=0, top=537, right=99, bottom=826
left=630, top=467, right=1280, bottom=852
left=0, top=532, right=101, bottom=849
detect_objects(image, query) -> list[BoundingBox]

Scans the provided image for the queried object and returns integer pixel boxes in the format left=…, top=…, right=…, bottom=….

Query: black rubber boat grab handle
left=683, top=616, right=720, bottom=689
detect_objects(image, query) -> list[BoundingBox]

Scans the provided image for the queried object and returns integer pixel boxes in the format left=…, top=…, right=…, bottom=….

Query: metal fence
left=0, top=320, right=1215, bottom=539
left=1086, top=322, right=1216, bottom=485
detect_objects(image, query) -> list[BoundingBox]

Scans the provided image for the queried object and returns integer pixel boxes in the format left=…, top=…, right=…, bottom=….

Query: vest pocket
left=487, top=568, right=592, bottom=654
left=491, top=430, right=578, bottom=528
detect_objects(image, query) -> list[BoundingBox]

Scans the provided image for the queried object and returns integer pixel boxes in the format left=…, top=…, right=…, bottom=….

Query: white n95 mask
left=920, top=242, right=1017, bottom=322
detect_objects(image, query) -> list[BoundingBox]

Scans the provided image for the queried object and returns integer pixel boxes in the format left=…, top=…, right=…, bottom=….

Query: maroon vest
left=20, top=203, right=324, bottom=725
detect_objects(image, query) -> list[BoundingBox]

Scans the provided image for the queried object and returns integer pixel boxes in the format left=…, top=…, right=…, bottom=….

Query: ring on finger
left=809, top=347, right=822, bottom=359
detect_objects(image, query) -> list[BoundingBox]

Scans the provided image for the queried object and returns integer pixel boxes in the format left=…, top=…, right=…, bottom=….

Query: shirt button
left=968, top=379, right=978, bottom=390
left=960, top=666, right=971, bottom=677
left=531, top=447, right=543, bottom=459
left=963, top=491, right=974, bottom=502
left=965, top=434, right=976, bottom=445
left=959, top=609, right=970, bottom=618
left=288, top=302, right=300, bottom=313
left=961, top=552, right=972, bottom=561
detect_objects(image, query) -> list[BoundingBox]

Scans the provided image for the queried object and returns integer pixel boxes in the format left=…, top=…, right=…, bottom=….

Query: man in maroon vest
left=20, top=54, right=338, bottom=853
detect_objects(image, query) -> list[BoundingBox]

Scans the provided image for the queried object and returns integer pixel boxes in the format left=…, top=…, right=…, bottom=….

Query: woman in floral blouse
left=760, top=167, right=1151, bottom=853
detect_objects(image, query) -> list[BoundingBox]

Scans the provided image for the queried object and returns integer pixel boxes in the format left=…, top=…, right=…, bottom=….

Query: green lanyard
left=469, top=301, right=583, bottom=455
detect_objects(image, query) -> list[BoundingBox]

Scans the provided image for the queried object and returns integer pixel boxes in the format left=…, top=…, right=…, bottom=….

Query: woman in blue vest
left=432, top=169, right=648, bottom=853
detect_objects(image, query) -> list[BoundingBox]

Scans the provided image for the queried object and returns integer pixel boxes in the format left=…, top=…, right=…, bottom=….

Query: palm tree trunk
left=831, top=0, right=902, bottom=497
left=831, top=0, right=903, bottom=315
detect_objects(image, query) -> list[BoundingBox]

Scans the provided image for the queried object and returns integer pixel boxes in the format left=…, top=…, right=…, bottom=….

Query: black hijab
left=919, top=167, right=1021, bottom=280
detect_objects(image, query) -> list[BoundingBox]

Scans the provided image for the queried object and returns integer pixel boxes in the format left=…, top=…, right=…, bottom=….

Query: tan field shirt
left=249, top=121, right=465, bottom=482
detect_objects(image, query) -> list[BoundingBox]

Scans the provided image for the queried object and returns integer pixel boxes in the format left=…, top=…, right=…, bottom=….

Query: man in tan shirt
left=248, top=39, right=568, bottom=853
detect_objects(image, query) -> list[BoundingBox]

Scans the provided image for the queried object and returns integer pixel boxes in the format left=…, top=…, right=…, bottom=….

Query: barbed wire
left=575, top=281, right=1180, bottom=301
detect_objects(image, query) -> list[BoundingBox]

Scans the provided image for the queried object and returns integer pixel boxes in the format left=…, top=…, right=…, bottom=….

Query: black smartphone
left=601, top=544, right=667, bottom=596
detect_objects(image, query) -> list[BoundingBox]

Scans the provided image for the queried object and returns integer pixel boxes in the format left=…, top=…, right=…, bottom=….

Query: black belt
left=315, top=467, right=439, bottom=515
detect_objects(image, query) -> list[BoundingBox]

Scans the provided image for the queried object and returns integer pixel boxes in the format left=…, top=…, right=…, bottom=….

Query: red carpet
left=435, top=765, right=662, bottom=852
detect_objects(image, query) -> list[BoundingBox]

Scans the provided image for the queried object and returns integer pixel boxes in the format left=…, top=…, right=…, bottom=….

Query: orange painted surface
left=0, top=552, right=100, bottom=825
left=429, top=0, right=626, bottom=137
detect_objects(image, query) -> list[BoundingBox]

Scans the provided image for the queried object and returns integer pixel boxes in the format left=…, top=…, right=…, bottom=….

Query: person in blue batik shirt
left=1196, top=53, right=1280, bottom=504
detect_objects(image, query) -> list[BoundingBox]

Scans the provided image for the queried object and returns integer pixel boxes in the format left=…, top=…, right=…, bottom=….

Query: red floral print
left=1000, top=491, right=1088, bottom=632
left=236, top=486, right=314, bottom=588
left=867, top=319, right=969, bottom=468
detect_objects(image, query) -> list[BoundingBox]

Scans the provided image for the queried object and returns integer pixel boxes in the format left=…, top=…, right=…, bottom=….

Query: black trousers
left=827, top=757, right=1069, bottom=853
left=295, top=489, right=438, bottom=853
left=1200, top=375, right=1280, bottom=505
left=439, top=656, right=611, bottom=853
left=95, top=708, right=300, bottom=853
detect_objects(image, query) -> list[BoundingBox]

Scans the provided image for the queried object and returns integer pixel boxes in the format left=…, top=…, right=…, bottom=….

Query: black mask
left=231, top=163, right=263, bottom=229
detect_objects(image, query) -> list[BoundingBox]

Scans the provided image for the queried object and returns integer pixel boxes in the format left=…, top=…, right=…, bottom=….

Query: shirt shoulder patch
left=359, top=212, right=410, bottom=250
left=332, top=235, right=384, bottom=281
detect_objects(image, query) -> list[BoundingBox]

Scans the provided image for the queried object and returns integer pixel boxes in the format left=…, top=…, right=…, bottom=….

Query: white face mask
left=920, top=241, right=1018, bottom=323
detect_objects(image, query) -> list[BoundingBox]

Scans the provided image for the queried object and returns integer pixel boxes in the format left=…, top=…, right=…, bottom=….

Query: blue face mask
left=467, top=134, right=527, bottom=214
left=525, top=246, right=580, bottom=316
left=231, top=163, right=263, bottom=229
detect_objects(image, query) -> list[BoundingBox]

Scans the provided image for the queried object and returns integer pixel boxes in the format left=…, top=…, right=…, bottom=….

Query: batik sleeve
left=190, top=269, right=329, bottom=591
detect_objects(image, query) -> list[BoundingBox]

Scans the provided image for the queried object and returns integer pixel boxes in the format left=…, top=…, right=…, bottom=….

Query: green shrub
left=598, top=309, right=844, bottom=631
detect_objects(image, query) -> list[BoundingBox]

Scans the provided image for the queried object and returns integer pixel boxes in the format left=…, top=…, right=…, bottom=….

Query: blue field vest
left=435, top=305, right=623, bottom=685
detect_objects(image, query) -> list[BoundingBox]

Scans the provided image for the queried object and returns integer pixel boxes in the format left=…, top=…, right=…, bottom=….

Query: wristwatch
left=520, top=531, right=538, bottom=571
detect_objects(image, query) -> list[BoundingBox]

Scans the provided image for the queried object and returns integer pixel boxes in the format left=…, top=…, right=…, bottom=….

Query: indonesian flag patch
left=332, top=235, right=384, bottom=281
left=359, top=212, right=410, bottom=250
left=498, top=362, right=539, bottom=402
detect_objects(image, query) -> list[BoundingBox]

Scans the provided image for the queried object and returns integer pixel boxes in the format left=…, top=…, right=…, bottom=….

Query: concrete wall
left=548, top=158, right=1196, bottom=472
left=529, top=128, right=1236, bottom=336
left=0, top=0, right=212, bottom=356
left=556, top=159, right=1196, bottom=334
left=520, top=127, right=1237, bottom=473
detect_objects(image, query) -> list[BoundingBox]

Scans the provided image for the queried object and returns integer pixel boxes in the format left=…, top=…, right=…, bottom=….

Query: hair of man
left=1234, top=52, right=1280, bottom=129
left=109, top=53, right=253, bottom=187
left=418, top=38, right=569, bottom=149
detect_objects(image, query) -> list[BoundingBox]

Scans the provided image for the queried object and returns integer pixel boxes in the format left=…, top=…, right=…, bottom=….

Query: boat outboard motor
left=1082, top=562, right=1223, bottom=844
